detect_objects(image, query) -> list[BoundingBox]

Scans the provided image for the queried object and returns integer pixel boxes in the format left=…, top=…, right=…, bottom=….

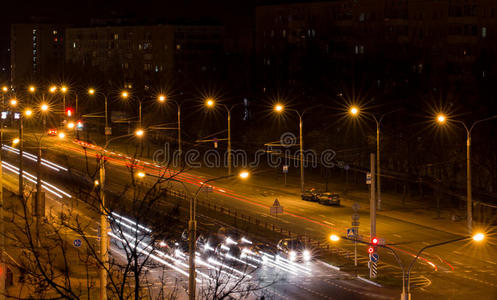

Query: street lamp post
left=157, top=95, right=183, bottom=162
left=274, top=104, right=310, bottom=193
left=437, top=114, right=497, bottom=233
left=188, top=171, right=250, bottom=300
left=88, top=89, right=111, bottom=144
left=349, top=106, right=399, bottom=210
left=0, top=86, right=7, bottom=300
left=205, top=99, right=242, bottom=176
left=93, top=129, right=144, bottom=300
left=331, top=233, right=485, bottom=300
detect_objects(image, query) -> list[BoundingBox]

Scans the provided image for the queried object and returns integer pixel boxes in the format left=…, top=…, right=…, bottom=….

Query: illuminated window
left=114, top=33, right=118, bottom=40
left=482, top=27, right=487, bottom=38
left=53, top=30, right=57, bottom=35
left=176, top=44, right=181, bottom=50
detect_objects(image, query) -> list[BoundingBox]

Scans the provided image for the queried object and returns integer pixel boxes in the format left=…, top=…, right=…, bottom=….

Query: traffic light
left=367, top=246, right=374, bottom=254
left=66, top=108, right=73, bottom=117
left=371, top=237, right=379, bottom=246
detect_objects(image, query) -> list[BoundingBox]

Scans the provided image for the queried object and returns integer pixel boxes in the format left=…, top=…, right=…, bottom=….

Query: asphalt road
left=5, top=133, right=497, bottom=299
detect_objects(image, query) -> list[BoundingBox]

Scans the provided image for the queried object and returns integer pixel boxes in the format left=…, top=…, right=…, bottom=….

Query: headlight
left=303, top=250, right=311, bottom=262
left=289, top=251, right=297, bottom=262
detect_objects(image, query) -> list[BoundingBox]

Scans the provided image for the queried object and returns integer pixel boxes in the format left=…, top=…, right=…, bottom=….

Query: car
left=276, top=238, right=312, bottom=262
left=47, top=128, right=58, bottom=136
left=317, top=192, right=340, bottom=206
left=301, top=189, right=319, bottom=202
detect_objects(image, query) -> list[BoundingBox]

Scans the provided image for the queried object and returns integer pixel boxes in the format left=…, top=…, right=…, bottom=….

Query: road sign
left=351, top=221, right=360, bottom=227
left=202, top=185, right=213, bottom=192
left=370, top=261, right=378, bottom=278
left=14, top=112, right=20, bottom=119
left=282, top=165, right=288, bottom=173
left=351, top=213, right=360, bottom=221
left=347, top=228, right=358, bottom=238
left=366, top=172, right=371, bottom=184
left=270, top=198, right=283, bottom=215
left=371, top=253, right=379, bottom=263
left=73, top=239, right=82, bottom=248
left=352, top=203, right=360, bottom=211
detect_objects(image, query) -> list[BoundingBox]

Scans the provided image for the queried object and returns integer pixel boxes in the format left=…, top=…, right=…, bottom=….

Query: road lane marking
left=323, top=221, right=335, bottom=226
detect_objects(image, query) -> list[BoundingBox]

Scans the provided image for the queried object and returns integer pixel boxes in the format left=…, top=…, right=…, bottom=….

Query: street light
left=88, top=88, right=110, bottom=143
left=1, top=86, right=7, bottom=93
left=28, top=85, right=36, bottom=94
left=205, top=98, right=242, bottom=176
left=135, top=129, right=144, bottom=137
left=329, top=234, right=340, bottom=242
left=436, top=113, right=497, bottom=233
left=58, top=132, right=66, bottom=139
left=93, top=131, right=144, bottom=300
left=9, top=99, right=17, bottom=107
left=348, top=105, right=399, bottom=210
left=24, top=109, right=33, bottom=117
left=332, top=233, right=486, bottom=300
left=274, top=103, right=308, bottom=193
left=49, top=85, right=57, bottom=93
left=121, top=90, right=142, bottom=128
left=157, top=94, right=183, bottom=162
left=188, top=170, right=251, bottom=300
left=40, top=103, right=49, bottom=112
left=349, top=106, right=359, bottom=116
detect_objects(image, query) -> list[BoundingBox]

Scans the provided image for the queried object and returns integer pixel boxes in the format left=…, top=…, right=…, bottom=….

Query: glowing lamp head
left=41, top=103, right=49, bottom=111
left=49, top=85, right=57, bottom=93
left=121, top=91, right=129, bottom=98
left=60, top=85, right=68, bottom=93
left=10, top=99, right=17, bottom=106
left=349, top=106, right=359, bottom=116
left=28, top=85, right=36, bottom=93
left=437, top=114, right=446, bottom=124
left=274, top=104, right=284, bottom=112
left=158, top=94, right=166, bottom=102
left=88, top=88, right=95, bottom=95
left=67, top=122, right=75, bottom=129
left=12, top=138, right=20, bottom=145
left=1, top=86, right=7, bottom=92
left=205, top=98, right=215, bottom=107
left=329, top=234, right=340, bottom=242
left=239, top=171, right=250, bottom=179
left=94, top=180, right=99, bottom=186
left=58, top=132, right=66, bottom=139
left=135, top=129, right=144, bottom=137
left=137, top=172, right=146, bottom=178
left=472, top=232, right=485, bottom=242
left=24, top=109, right=33, bottom=117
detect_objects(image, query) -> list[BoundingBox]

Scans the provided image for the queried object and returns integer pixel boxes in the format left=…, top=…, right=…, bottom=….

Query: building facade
left=10, top=24, right=65, bottom=89
left=255, top=0, right=497, bottom=91
left=64, top=24, right=224, bottom=88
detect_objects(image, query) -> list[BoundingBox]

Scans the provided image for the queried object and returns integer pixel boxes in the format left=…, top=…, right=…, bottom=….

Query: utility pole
left=299, top=116, right=304, bottom=193
left=0, top=92, right=5, bottom=300
left=227, top=110, right=231, bottom=176
left=369, top=153, right=376, bottom=279
left=19, top=116, right=23, bottom=200
left=99, top=156, right=108, bottom=300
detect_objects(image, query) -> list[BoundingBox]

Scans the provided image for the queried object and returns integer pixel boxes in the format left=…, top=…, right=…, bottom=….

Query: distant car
left=301, top=189, right=319, bottom=202
left=47, top=128, right=58, bottom=136
left=277, top=238, right=312, bottom=262
left=317, top=192, right=340, bottom=206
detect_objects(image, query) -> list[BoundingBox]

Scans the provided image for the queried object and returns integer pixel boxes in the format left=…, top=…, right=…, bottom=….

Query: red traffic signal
left=66, top=108, right=73, bottom=117
left=371, top=237, right=379, bottom=246
left=367, top=246, right=374, bottom=254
